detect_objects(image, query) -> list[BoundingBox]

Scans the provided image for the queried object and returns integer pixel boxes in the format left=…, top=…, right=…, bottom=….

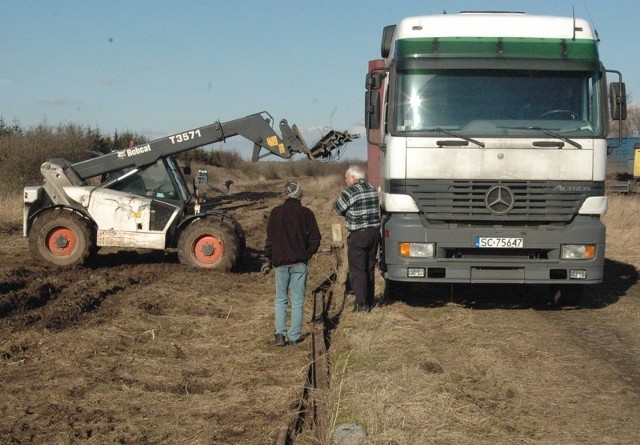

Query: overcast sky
left=1, top=0, right=638, bottom=160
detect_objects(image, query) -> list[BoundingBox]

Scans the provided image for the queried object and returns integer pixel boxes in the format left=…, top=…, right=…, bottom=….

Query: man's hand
left=261, top=261, right=273, bottom=275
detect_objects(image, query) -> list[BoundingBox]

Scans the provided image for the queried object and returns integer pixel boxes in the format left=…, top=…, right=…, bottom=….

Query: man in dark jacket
left=264, top=181, right=321, bottom=346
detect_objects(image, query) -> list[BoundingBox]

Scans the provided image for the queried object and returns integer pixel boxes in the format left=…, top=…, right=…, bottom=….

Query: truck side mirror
left=609, top=82, right=627, bottom=121
left=381, top=25, right=396, bottom=58
left=365, top=73, right=384, bottom=130
left=365, top=90, right=381, bottom=130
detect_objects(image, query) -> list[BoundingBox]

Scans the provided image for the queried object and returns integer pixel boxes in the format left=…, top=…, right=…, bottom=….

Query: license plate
left=475, top=237, right=524, bottom=248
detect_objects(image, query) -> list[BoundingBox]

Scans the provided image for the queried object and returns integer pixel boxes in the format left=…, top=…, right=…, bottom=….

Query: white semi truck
left=365, top=11, right=626, bottom=302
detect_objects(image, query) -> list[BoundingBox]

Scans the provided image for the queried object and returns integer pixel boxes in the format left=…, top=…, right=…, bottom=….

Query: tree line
left=0, top=117, right=350, bottom=195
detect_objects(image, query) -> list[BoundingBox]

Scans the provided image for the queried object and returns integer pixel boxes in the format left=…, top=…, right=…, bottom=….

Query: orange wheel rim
left=46, top=227, right=77, bottom=256
left=192, top=235, right=223, bottom=265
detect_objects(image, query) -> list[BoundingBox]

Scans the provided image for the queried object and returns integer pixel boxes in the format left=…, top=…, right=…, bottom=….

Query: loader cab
left=104, top=156, right=191, bottom=203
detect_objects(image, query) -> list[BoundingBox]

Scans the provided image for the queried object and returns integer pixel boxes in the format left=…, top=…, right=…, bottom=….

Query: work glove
left=261, top=261, right=273, bottom=275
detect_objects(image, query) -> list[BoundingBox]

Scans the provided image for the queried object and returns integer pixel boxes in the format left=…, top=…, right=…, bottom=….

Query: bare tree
left=608, top=97, right=639, bottom=138
left=625, top=103, right=640, bottom=136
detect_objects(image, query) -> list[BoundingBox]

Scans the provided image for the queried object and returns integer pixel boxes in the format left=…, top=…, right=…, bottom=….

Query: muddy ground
left=0, top=177, right=344, bottom=445
left=2, top=177, right=640, bottom=444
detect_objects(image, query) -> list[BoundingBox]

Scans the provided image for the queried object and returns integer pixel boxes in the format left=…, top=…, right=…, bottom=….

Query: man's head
left=345, top=164, right=366, bottom=186
left=284, top=181, right=302, bottom=199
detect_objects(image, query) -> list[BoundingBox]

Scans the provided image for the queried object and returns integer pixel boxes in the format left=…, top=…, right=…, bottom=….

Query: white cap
left=284, top=181, right=302, bottom=199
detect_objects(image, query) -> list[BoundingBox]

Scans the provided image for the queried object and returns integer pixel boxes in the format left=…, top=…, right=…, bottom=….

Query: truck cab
left=365, top=11, right=626, bottom=301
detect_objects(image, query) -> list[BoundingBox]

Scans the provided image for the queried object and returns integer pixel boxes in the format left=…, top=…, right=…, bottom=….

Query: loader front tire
left=230, top=216, right=246, bottom=256
left=29, top=209, right=94, bottom=268
left=177, top=218, right=239, bottom=271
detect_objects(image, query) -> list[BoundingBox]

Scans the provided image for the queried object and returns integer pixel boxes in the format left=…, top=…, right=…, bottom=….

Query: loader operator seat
left=108, top=160, right=178, bottom=199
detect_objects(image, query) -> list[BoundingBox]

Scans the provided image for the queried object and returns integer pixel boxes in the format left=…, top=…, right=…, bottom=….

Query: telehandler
left=23, top=112, right=357, bottom=270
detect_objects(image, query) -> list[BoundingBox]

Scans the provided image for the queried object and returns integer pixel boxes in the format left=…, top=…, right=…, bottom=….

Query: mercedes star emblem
left=485, top=185, right=515, bottom=215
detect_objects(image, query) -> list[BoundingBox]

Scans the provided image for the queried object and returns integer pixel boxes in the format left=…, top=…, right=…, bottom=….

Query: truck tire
left=177, top=218, right=239, bottom=270
left=29, top=209, right=94, bottom=268
left=549, top=284, right=584, bottom=307
left=383, top=279, right=410, bottom=301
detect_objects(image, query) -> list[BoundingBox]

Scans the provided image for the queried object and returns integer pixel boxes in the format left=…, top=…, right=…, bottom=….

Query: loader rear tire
left=177, top=218, right=239, bottom=271
left=29, top=209, right=94, bottom=268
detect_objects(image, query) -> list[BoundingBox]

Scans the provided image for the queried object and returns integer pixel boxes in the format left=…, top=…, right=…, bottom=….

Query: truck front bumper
left=382, top=213, right=605, bottom=284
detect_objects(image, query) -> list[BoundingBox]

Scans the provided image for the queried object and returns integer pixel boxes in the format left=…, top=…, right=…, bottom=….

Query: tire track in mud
left=435, top=258, right=640, bottom=396
left=571, top=322, right=640, bottom=389
left=0, top=262, right=160, bottom=331
left=537, top=305, right=640, bottom=395
left=565, top=262, right=640, bottom=394
left=530, top=258, right=640, bottom=396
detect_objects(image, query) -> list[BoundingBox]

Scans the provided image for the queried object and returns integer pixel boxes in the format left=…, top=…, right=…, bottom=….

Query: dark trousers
left=347, top=226, right=381, bottom=307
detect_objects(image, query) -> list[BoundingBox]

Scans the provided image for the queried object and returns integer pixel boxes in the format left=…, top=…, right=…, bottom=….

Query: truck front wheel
left=383, top=279, right=411, bottom=301
left=549, top=284, right=584, bottom=307
left=177, top=218, right=239, bottom=270
left=29, top=209, right=94, bottom=267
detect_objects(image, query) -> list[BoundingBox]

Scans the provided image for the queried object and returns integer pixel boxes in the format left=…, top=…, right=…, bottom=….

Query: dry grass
left=314, top=192, right=640, bottom=445
left=603, top=193, right=640, bottom=260
left=324, top=300, right=640, bottom=444
left=322, top=306, right=518, bottom=445
left=0, top=192, right=21, bottom=227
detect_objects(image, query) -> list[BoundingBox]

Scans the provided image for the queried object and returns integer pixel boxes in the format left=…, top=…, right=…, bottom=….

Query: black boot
left=352, top=304, right=371, bottom=312
left=274, top=334, right=286, bottom=346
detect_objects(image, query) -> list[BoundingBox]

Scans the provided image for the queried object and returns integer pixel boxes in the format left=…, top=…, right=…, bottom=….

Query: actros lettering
left=553, top=185, right=591, bottom=192
left=169, top=129, right=202, bottom=144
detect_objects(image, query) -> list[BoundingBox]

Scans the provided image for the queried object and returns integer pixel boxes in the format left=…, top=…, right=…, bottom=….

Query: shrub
left=215, top=150, right=244, bottom=169
left=0, top=120, right=147, bottom=194
left=261, top=162, right=281, bottom=180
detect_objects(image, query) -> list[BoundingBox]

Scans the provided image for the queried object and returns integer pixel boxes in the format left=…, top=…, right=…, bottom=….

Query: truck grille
left=391, top=180, right=603, bottom=224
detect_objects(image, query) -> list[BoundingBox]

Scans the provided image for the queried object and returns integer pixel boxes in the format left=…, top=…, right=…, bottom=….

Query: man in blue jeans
left=264, top=182, right=321, bottom=346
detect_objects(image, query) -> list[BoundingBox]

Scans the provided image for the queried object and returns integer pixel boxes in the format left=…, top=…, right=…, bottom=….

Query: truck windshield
left=392, top=69, right=603, bottom=138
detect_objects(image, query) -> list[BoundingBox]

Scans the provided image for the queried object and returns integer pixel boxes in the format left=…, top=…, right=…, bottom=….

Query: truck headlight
left=561, top=244, right=596, bottom=260
left=399, top=242, right=435, bottom=258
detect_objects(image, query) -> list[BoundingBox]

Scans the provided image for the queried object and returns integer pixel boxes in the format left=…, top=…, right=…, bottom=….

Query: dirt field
left=0, top=176, right=344, bottom=445
left=2, top=177, right=640, bottom=445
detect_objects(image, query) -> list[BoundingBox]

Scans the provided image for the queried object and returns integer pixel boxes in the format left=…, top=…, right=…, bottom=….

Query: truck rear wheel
left=177, top=218, right=239, bottom=270
left=29, top=209, right=94, bottom=268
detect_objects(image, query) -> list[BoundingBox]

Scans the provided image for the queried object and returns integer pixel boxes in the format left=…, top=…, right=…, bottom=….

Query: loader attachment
left=306, top=129, right=360, bottom=160
left=251, top=119, right=359, bottom=162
